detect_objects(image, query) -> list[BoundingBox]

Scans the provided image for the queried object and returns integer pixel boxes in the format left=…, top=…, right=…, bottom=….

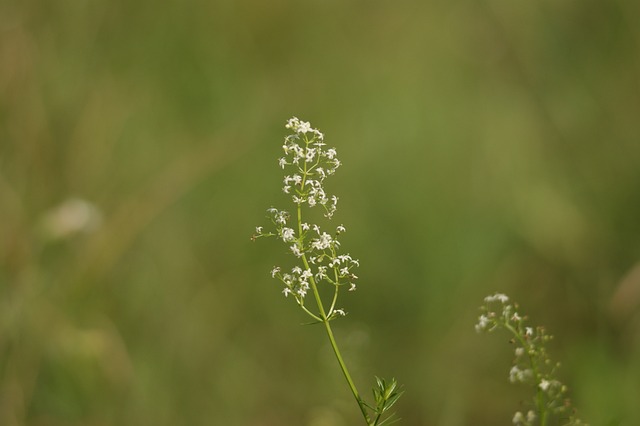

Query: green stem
left=504, top=322, right=547, bottom=426
left=296, top=201, right=372, bottom=425
left=322, top=312, right=372, bottom=424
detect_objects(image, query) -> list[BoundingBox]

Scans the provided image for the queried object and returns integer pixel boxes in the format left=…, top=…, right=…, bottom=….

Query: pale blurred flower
left=40, top=198, right=102, bottom=240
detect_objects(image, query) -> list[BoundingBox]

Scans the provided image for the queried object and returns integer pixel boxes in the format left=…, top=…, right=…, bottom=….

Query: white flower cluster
left=512, top=410, right=536, bottom=425
left=476, top=293, right=585, bottom=426
left=279, top=117, right=340, bottom=218
left=262, top=206, right=360, bottom=299
left=254, top=118, right=358, bottom=319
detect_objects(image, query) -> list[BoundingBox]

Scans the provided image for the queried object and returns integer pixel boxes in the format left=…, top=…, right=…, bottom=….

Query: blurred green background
left=1, top=0, right=640, bottom=424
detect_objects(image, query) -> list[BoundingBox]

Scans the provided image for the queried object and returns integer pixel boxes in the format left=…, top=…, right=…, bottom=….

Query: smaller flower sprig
left=253, top=117, right=402, bottom=426
left=476, top=294, right=586, bottom=426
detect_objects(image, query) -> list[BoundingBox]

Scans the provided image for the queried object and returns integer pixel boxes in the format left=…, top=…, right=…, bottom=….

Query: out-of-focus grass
left=1, top=0, right=640, bottom=424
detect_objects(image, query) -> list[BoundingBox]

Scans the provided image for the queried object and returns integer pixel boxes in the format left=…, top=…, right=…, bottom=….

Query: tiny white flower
left=282, top=227, right=295, bottom=242
left=275, top=211, right=289, bottom=225
left=311, top=232, right=333, bottom=250
left=515, top=347, right=525, bottom=357
left=298, top=120, right=311, bottom=134
left=509, top=366, right=531, bottom=383
left=336, top=225, right=346, bottom=233
left=301, top=223, right=310, bottom=231
left=255, top=226, right=263, bottom=234
left=475, top=314, right=490, bottom=333
left=509, top=366, right=519, bottom=383
left=282, top=287, right=292, bottom=297
left=271, top=266, right=280, bottom=278
left=484, top=293, right=509, bottom=303
left=305, top=147, right=316, bottom=162
left=525, top=327, right=534, bottom=337
left=334, top=309, right=346, bottom=316
left=278, top=158, right=287, bottom=169
left=526, top=410, right=536, bottom=423
left=285, top=117, right=297, bottom=129
left=349, top=283, right=357, bottom=291
left=291, top=244, right=302, bottom=257
left=539, top=379, right=550, bottom=391
left=512, top=411, right=525, bottom=425
left=315, top=266, right=328, bottom=280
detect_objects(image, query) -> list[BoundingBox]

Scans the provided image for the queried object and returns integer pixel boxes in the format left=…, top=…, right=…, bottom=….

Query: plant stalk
left=297, top=202, right=372, bottom=425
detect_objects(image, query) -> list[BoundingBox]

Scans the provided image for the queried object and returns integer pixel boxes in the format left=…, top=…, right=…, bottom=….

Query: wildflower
left=40, top=198, right=102, bottom=240
left=281, top=227, right=295, bottom=242
left=300, top=269, right=313, bottom=280
left=291, top=244, right=302, bottom=257
left=315, top=266, right=328, bottom=280
left=475, top=314, right=490, bottom=333
left=484, top=293, right=509, bottom=303
left=271, top=266, right=280, bottom=278
left=539, top=379, right=550, bottom=392
left=256, top=118, right=360, bottom=321
left=311, top=232, right=333, bottom=251
left=305, top=147, right=316, bottom=163
left=512, top=412, right=525, bottom=425
left=509, top=366, right=532, bottom=383
left=477, top=293, right=586, bottom=426
left=526, top=410, right=536, bottom=423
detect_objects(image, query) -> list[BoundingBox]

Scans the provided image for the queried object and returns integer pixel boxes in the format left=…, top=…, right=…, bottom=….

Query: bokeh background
left=2, top=0, right=640, bottom=424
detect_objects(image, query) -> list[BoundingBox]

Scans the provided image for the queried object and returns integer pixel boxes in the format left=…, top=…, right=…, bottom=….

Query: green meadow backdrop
left=1, top=0, right=639, bottom=424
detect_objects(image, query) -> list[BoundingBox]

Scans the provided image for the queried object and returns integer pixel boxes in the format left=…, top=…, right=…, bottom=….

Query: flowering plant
left=476, top=293, right=586, bottom=426
left=253, top=117, right=402, bottom=425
